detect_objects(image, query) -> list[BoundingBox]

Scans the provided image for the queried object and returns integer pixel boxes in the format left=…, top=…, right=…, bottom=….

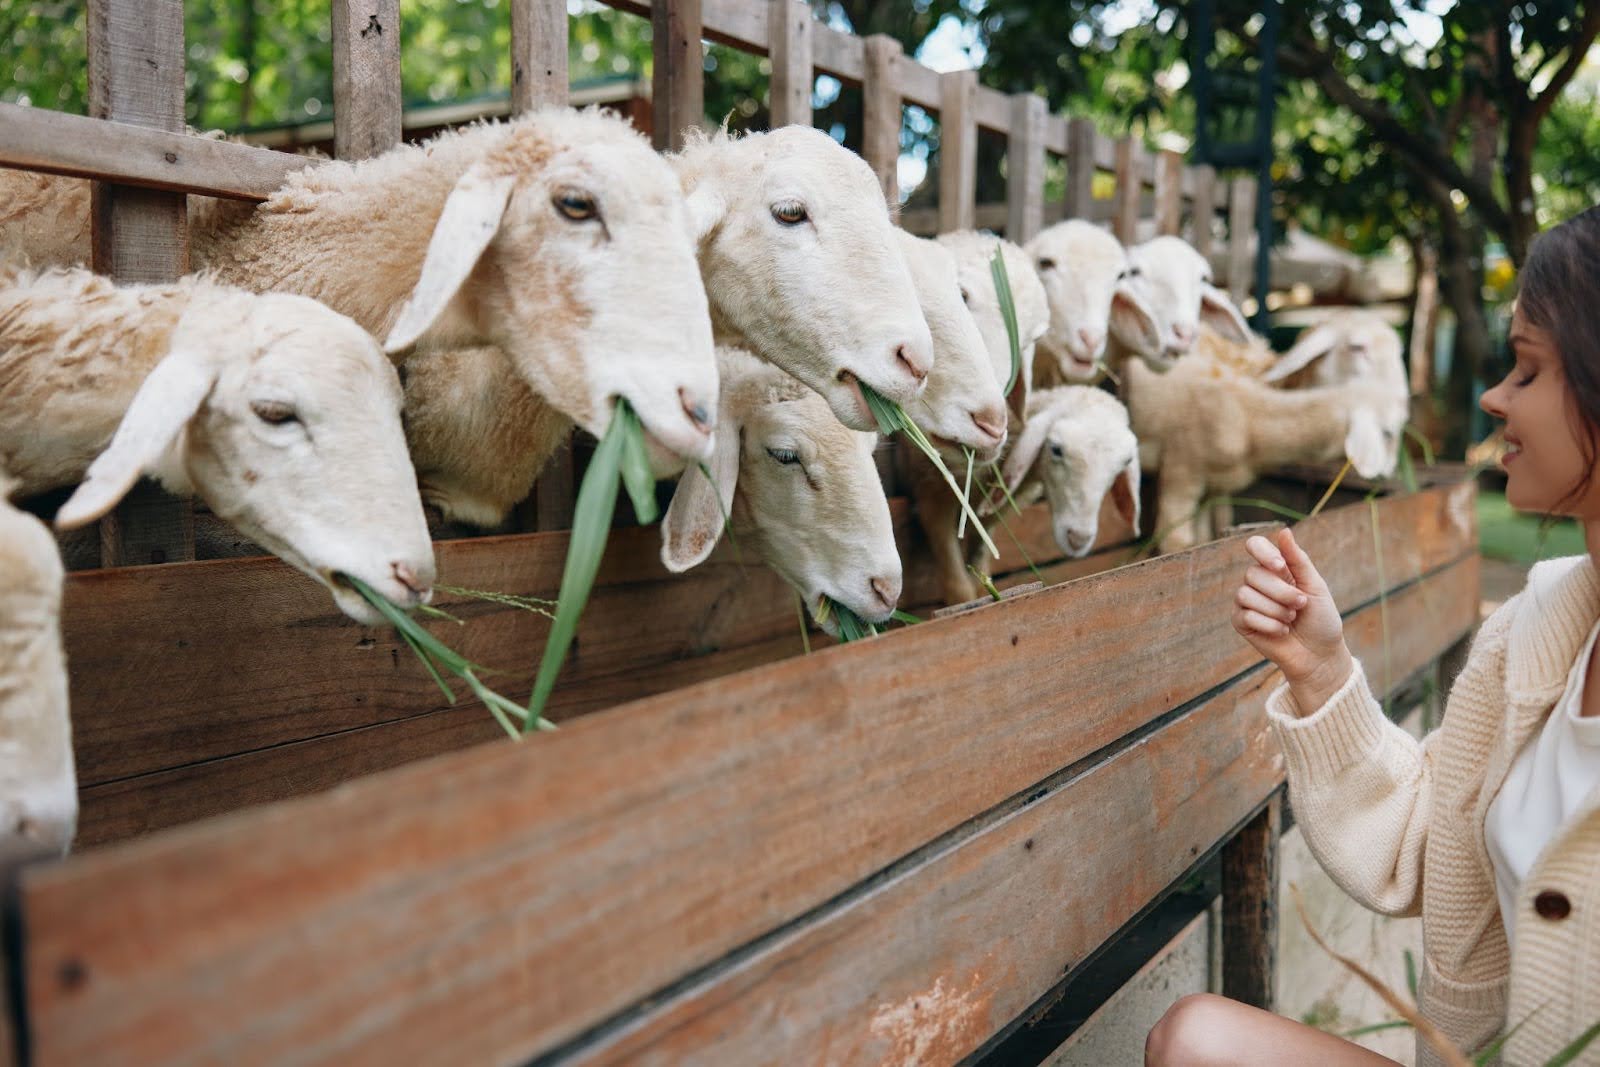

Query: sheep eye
left=771, top=201, right=808, bottom=226
left=1037, top=257, right=1056, bottom=271
left=554, top=189, right=598, bottom=221
left=1048, top=442, right=1065, bottom=459
left=959, top=287, right=972, bottom=306
left=252, top=400, right=299, bottom=426
left=766, top=446, right=801, bottom=466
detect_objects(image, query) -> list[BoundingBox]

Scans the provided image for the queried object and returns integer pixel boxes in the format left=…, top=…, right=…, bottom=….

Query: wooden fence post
left=1189, top=163, right=1217, bottom=260
left=87, top=0, right=194, bottom=568
left=1064, top=116, right=1096, bottom=220
left=1221, top=791, right=1282, bottom=1010
left=652, top=0, right=704, bottom=151
left=938, top=68, right=978, bottom=233
left=862, top=35, right=902, bottom=210
left=1007, top=92, right=1046, bottom=244
left=768, top=0, right=813, bottom=128
left=1228, top=175, right=1257, bottom=308
left=331, top=0, right=402, bottom=160
left=1155, top=149, right=1183, bottom=237
left=1112, top=136, right=1141, bottom=244
left=511, top=0, right=568, bottom=112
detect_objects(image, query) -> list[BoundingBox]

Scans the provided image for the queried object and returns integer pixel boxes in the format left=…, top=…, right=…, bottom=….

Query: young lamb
left=661, top=347, right=902, bottom=638
left=1124, top=354, right=1409, bottom=554
left=673, top=125, right=934, bottom=431
left=1102, top=235, right=1251, bottom=378
left=1259, top=308, right=1408, bottom=394
left=0, top=475, right=76, bottom=878
left=1024, top=219, right=1160, bottom=385
left=0, top=264, right=435, bottom=624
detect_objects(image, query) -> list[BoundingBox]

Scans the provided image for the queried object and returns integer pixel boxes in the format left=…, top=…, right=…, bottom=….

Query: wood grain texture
left=1228, top=175, right=1257, bottom=306
left=330, top=0, right=402, bottom=160
left=1189, top=163, right=1217, bottom=258
left=1155, top=148, right=1184, bottom=237
left=1007, top=92, right=1047, bottom=243
left=861, top=35, right=903, bottom=209
left=532, top=438, right=576, bottom=531
left=766, top=0, right=812, bottom=128
left=1221, top=791, right=1282, bottom=1010
left=511, top=0, right=568, bottom=112
left=1112, top=137, right=1141, bottom=244
left=1063, top=116, right=1097, bottom=220
left=938, top=68, right=978, bottom=232
left=651, top=0, right=704, bottom=151
left=20, top=550, right=1476, bottom=1066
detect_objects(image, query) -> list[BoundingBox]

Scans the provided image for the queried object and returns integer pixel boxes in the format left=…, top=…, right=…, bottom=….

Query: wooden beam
left=766, top=0, right=813, bottom=128
left=938, top=68, right=978, bottom=233
left=1222, top=791, right=1282, bottom=1011
left=1155, top=148, right=1184, bottom=237
left=1112, top=136, right=1141, bottom=244
left=861, top=35, right=902, bottom=210
left=1190, top=163, right=1217, bottom=258
left=1063, top=116, right=1097, bottom=220
left=330, top=0, right=402, bottom=160
left=532, top=436, right=576, bottom=530
left=1228, top=175, right=1257, bottom=306
left=510, top=0, right=568, bottom=112
left=1007, top=91, right=1047, bottom=243
left=652, top=0, right=704, bottom=151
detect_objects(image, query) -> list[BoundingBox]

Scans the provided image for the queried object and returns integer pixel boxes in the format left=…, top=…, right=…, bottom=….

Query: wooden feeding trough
left=0, top=2, right=1478, bottom=1063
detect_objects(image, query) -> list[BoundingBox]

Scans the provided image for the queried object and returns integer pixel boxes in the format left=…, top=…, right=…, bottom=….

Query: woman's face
left=1480, top=305, right=1600, bottom=518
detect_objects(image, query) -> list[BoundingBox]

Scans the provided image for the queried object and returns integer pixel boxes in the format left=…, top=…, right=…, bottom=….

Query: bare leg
left=1145, top=994, right=1401, bottom=1067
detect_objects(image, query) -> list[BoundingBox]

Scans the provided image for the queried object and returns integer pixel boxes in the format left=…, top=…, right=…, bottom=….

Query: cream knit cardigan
left=1268, top=555, right=1600, bottom=1067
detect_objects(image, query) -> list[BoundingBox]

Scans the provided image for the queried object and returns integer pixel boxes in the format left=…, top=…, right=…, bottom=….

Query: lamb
left=660, top=347, right=902, bottom=637
left=0, top=475, right=76, bottom=878
left=1124, top=353, right=1409, bottom=554
left=673, top=126, right=934, bottom=431
left=1024, top=219, right=1160, bottom=385
left=1101, top=235, right=1251, bottom=379
left=1259, top=308, right=1408, bottom=393
left=0, top=264, right=435, bottom=624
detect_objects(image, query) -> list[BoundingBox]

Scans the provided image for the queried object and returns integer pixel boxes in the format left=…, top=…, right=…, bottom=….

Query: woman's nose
left=1480, top=380, right=1506, bottom=419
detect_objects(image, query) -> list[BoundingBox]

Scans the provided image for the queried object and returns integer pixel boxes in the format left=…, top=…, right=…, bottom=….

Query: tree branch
left=1528, top=6, right=1600, bottom=125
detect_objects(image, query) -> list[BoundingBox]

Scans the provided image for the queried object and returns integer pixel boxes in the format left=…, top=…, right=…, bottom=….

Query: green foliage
left=1478, top=490, right=1587, bottom=565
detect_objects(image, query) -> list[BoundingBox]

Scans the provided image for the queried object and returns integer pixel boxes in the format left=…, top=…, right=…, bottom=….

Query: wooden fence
left=0, top=3, right=1472, bottom=1064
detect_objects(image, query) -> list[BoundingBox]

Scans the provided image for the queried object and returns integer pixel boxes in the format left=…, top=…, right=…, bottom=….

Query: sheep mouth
left=835, top=371, right=878, bottom=429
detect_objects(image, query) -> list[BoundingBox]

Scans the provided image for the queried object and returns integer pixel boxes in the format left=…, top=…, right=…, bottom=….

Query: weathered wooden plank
left=939, top=68, right=979, bottom=232
left=21, top=492, right=1476, bottom=1065
left=651, top=0, right=704, bottom=151
left=1221, top=791, right=1282, bottom=1011
left=18, top=550, right=1465, bottom=1067
left=1063, top=116, right=1097, bottom=220
left=511, top=0, right=569, bottom=112
left=1007, top=91, right=1047, bottom=243
left=1189, top=163, right=1217, bottom=258
left=1228, top=175, right=1257, bottom=306
left=1112, top=136, right=1141, bottom=244
left=330, top=0, right=402, bottom=161
left=861, top=35, right=903, bottom=209
left=767, top=0, right=813, bottom=128
left=1155, top=148, right=1184, bottom=237
left=973, top=84, right=1011, bottom=133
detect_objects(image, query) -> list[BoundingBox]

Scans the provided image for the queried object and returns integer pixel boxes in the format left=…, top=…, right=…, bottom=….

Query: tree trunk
left=1437, top=208, right=1493, bottom=458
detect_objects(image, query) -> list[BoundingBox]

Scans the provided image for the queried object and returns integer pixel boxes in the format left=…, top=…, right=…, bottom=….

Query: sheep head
left=1026, top=220, right=1159, bottom=381
left=386, top=108, right=719, bottom=468
left=894, top=230, right=1009, bottom=465
left=1119, top=235, right=1250, bottom=369
left=674, top=125, right=934, bottom=432
left=1002, top=388, right=1140, bottom=558
left=936, top=231, right=1049, bottom=425
left=1262, top=310, right=1406, bottom=394
left=661, top=348, right=902, bottom=637
left=58, top=291, right=436, bottom=625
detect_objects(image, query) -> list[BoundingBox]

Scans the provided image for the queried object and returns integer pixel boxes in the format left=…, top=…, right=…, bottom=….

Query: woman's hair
left=1518, top=206, right=1600, bottom=509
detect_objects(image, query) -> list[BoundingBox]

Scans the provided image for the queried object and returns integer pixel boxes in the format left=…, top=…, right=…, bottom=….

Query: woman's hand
left=1232, top=527, right=1354, bottom=714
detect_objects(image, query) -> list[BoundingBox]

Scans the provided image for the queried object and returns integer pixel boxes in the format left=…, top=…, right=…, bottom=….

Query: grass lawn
left=1478, top=490, right=1586, bottom=564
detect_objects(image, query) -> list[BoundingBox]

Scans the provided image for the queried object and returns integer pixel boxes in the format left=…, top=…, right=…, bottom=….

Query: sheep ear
left=1111, top=454, right=1141, bottom=536
left=55, top=347, right=216, bottom=530
left=1344, top=408, right=1391, bottom=480
left=684, top=184, right=725, bottom=245
left=1261, top=322, right=1340, bottom=384
left=661, top=423, right=740, bottom=572
left=1001, top=399, right=1066, bottom=494
left=385, top=163, right=516, bottom=353
left=1109, top=282, right=1161, bottom=356
left=1200, top=284, right=1250, bottom=345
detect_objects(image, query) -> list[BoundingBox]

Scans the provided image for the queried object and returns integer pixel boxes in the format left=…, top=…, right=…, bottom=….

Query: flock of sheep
left=0, top=105, right=1412, bottom=871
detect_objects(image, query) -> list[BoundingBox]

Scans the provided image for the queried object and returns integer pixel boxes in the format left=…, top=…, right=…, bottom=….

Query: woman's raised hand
left=1233, top=527, right=1355, bottom=713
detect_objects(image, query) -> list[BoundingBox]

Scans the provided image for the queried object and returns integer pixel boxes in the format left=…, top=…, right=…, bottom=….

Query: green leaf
left=990, top=245, right=1023, bottom=397
left=1543, top=1018, right=1600, bottom=1066
left=822, top=595, right=882, bottom=642
left=616, top=400, right=661, bottom=524
left=1404, top=948, right=1419, bottom=998
left=890, top=609, right=924, bottom=625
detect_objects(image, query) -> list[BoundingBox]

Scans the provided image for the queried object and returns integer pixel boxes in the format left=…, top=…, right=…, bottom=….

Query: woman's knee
left=1145, top=993, right=1239, bottom=1067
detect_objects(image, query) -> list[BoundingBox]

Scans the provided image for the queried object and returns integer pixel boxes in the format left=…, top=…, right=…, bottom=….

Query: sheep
left=1124, top=353, right=1410, bottom=554
left=1259, top=307, right=1408, bottom=393
left=1102, top=235, right=1252, bottom=378
left=0, top=474, right=76, bottom=878
left=0, top=264, right=435, bottom=624
left=1024, top=219, right=1160, bottom=385
left=660, top=347, right=902, bottom=638
left=673, top=126, right=935, bottom=431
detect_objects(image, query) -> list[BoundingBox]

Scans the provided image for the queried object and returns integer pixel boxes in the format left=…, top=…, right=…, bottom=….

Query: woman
left=1146, top=206, right=1600, bottom=1067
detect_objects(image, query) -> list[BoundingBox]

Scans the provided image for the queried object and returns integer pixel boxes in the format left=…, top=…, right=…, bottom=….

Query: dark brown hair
left=1517, top=206, right=1600, bottom=509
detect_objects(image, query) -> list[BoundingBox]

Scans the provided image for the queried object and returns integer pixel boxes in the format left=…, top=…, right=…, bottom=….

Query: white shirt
left=1486, top=618, right=1600, bottom=949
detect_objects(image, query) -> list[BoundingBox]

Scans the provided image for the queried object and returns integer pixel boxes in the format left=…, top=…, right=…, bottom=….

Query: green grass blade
left=437, top=584, right=557, bottom=620
left=1404, top=948, right=1419, bottom=998
left=1339, top=1020, right=1414, bottom=1039
left=990, top=246, right=1023, bottom=397
left=890, top=609, right=922, bottom=625
left=414, top=601, right=466, bottom=626
left=1213, top=496, right=1311, bottom=523
left=968, top=564, right=1002, bottom=601
left=398, top=626, right=457, bottom=705
left=822, top=596, right=881, bottom=642
left=1404, top=423, right=1435, bottom=467
left=959, top=447, right=975, bottom=538
left=615, top=400, right=661, bottom=524
left=1307, top=458, right=1354, bottom=518
left=796, top=591, right=813, bottom=655
left=1543, top=1017, right=1600, bottom=1066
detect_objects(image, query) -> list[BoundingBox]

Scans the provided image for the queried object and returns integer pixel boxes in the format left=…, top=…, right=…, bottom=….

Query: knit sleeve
left=1263, top=603, right=1515, bottom=918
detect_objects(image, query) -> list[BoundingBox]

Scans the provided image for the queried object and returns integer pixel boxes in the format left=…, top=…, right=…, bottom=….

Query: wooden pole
left=861, top=35, right=902, bottom=210
left=1155, top=149, right=1183, bottom=237
left=511, top=0, right=568, bottom=112
left=938, top=68, right=977, bottom=233
left=1063, top=117, right=1096, bottom=221
left=652, top=0, right=704, bottom=151
left=331, top=0, right=402, bottom=160
left=1228, top=175, right=1257, bottom=308
left=1189, top=163, right=1217, bottom=259
left=1112, top=136, right=1141, bottom=244
left=767, top=0, right=813, bottom=128
left=1221, top=792, right=1281, bottom=1010
left=1006, top=92, right=1046, bottom=244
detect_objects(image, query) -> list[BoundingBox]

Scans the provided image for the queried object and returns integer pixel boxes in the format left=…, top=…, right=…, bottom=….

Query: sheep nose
left=869, top=574, right=901, bottom=612
left=391, top=560, right=432, bottom=602
left=971, top=406, right=1007, bottom=446
left=1171, top=323, right=1197, bottom=349
left=1077, top=327, right=1104, bottom=354
left=1064, top=529, right=1093, bottom=555
left=680, top=388, right=714, bottom=434
left=894, top=341, right=931, bottom=385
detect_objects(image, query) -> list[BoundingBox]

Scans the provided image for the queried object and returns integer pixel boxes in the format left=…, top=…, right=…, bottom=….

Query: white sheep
left=1124, top=354, right=1409, bottom=554
left=0, top=264, right=435, bottom=623
left=0, top=475, right=76, bottom=877
left=1024, top=219, right=1160, bottom=385
left=999, top=386, right=1142, bottom=559
left=1106, top=235, right=1251, bottom=375
left=660, top=347, right=902, bottom=638
left=1259, top=308, right=1408, bottom=393
left=673, top=126, right=934, bottom=431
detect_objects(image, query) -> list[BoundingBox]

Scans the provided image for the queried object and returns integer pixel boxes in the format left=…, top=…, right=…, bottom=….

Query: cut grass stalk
left=438, top=584, right=557, bottom=621
left=989, top=245, right=1023, bottom=396
left=795, top=590, right=812, bottom=655
left=958, top=447, right=975, bottom=538
left=815, top=595, right=882, bottom=642
left=1307, top=458, right=1354, bottom=518
left=861, top=383, right=999, bottom=559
